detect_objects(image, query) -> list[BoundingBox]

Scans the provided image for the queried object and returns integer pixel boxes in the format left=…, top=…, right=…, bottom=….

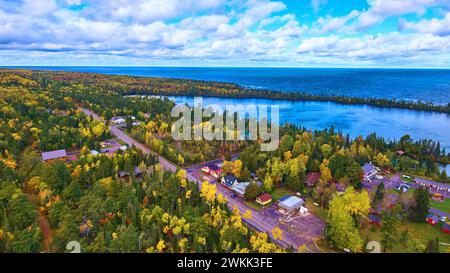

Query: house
left=232, top=182, right=250, bottom=197
left=442, top=223, right=450, bottom=235
left=256, top=193, right=272, bottom=206
left=396, top=150, right=405, bottom=156
left=41, top=149, right=67, bottom=162
left=368, top=214, right=381, bottom=227
left=208, top=164, right=221, bottom=178
left=221, top=175, right=238, bottom=189
left=305, top=172, right=321, bottom=187
left=278, top=195, right=304, bottom=212
left=362, top=163, right=380, bottom=183
left=426, top=214, right=439, bottom=225
left=90, top=150, right=100, bottom=156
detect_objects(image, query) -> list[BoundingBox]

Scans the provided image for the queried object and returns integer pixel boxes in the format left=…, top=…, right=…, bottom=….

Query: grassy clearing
left=270, top=187, right=295, bottom=201
left=360, top=221, right=450, bottom=253
left=430, top=198, right=450, bottom=213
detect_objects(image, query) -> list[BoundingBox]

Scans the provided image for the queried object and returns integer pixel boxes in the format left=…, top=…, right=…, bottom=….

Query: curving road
left=80, top=107, right=321, bottom=252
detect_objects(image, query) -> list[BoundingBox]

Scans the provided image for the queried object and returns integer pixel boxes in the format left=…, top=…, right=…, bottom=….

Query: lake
left=6, top=66, right=450, bottom=149
left=11, top=66, right=450, bottom=104
left=167, top=96, right=450, bottom=150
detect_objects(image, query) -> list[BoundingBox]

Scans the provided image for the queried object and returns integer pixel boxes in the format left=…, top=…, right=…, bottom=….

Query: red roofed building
left=305, top=172, right=321, bottom=187
left=256, top=193, right=272, bottom=206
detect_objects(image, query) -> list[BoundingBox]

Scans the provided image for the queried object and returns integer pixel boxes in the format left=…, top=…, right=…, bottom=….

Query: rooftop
left=305, top=172, right=321, bottom=187
left=42, top=149, right=67, bottom=161
left=208, top=164, right=220, bottom=171
left=415, top=177, right=450, bottom=190
left=362, top=163, right=376, bottom=174
left=278, top=195, right=304, bottom=211
left=257, top=193, right=272, bottom=202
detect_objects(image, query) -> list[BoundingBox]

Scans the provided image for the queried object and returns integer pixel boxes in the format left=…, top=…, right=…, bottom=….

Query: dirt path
left=24, top=187, right=55, bottom=252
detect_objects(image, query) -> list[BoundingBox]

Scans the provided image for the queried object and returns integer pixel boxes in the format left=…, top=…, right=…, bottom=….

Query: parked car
left=441, top=216, right=447, bottom=222
left=231, top=193, right=238, bottom=199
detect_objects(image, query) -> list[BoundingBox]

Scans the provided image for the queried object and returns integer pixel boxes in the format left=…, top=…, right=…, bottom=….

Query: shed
left=42, top=149, right=67, bottom=162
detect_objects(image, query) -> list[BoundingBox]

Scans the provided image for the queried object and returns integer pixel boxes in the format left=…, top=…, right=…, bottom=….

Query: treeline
left=1, top=68, right=448, bottom=113
left=0, top=147, right=283, bottom=253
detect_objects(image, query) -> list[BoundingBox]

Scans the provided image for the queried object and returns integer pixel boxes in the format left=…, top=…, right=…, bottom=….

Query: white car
left=441, top=216, right=447, bottom=222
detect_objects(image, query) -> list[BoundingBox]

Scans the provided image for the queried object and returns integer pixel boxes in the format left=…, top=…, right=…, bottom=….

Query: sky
left=1, top=0, right=450, bottom=67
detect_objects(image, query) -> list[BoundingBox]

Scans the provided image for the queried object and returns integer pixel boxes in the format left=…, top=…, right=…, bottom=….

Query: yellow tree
left=200, top=182, right=217, bottom=205
left=271, top=226, right=283, bottom=240
left=243, top=210, right=252, bottom=220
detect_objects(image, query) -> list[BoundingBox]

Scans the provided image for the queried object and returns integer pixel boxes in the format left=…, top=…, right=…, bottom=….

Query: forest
left=0, top=69, right=448, bottom=253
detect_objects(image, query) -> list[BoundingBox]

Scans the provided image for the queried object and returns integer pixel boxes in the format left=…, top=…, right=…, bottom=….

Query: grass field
left=431, top=198, right=450, bottom=213
left=360, top=221, right=450, bottom=253
left=270, top=188, right=295, bottom=201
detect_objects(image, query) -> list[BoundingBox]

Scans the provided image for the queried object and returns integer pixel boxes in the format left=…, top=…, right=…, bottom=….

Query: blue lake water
left=167, top=96, right=450, bottom=151
left=10, top=66, right=450, bottom=104
left=4, top=66, right=449, bottom=150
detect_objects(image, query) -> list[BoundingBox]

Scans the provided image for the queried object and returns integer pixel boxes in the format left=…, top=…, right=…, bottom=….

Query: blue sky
left=1, top=0, right=450, bottom=67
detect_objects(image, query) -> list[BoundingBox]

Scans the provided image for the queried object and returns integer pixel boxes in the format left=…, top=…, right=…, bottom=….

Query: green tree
left=244, top=182, right=263, bottom=201
left=423, top=238, right=439, bottom=253
left=412, top=186, right=429, bottom=222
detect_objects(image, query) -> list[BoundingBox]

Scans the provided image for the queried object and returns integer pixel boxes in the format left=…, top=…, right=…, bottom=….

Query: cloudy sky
left=1, top=0, right=450, bottom=67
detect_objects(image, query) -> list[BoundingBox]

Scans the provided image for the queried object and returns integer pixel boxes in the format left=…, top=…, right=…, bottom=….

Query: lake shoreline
left=2, top=67, right=449, bottom=114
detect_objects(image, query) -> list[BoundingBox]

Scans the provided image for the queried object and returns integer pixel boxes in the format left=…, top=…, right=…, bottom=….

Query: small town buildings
left=232, top=182, right=250, bottom=197
left=368, top=214, right=381, bottom=227
left=208, top=164, right=221, bottom=178
left=256, top=193, right=272, bottom=206
left=278, top=195, right=304, bottom=212
left=415, top=177, right=450, bottom=193
left=41, top=149, right=67, bottom=162
left=426, top=214, right=439, bottom=225
left=201, top=164, right=221, bottom=178
left=442, top=223, right=450, bottom=235
left=305, top=172, right=321, bottom=187
left=221, top=175, right=238, bottom=189
left=362, top=162, right=380, bottom=183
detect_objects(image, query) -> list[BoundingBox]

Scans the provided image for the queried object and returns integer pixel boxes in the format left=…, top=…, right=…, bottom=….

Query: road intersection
left=80, top=107, right=325, bottom=252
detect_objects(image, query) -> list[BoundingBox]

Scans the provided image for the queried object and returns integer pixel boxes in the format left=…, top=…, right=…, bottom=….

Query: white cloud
left=399, top=12, right=450, bottom=36
left=353, top=0, right=450, bottom=30
left=311, top=10, right=360, bottom=34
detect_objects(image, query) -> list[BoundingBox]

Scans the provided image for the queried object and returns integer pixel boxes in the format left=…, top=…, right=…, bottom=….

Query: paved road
left=80, top=108, right=177, bottom=172
left=80, top=107, right=322, bottom=252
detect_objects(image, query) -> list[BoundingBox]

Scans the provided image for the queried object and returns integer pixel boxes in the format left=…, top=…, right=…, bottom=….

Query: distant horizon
left=2, top=65, right=450, bottom=70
